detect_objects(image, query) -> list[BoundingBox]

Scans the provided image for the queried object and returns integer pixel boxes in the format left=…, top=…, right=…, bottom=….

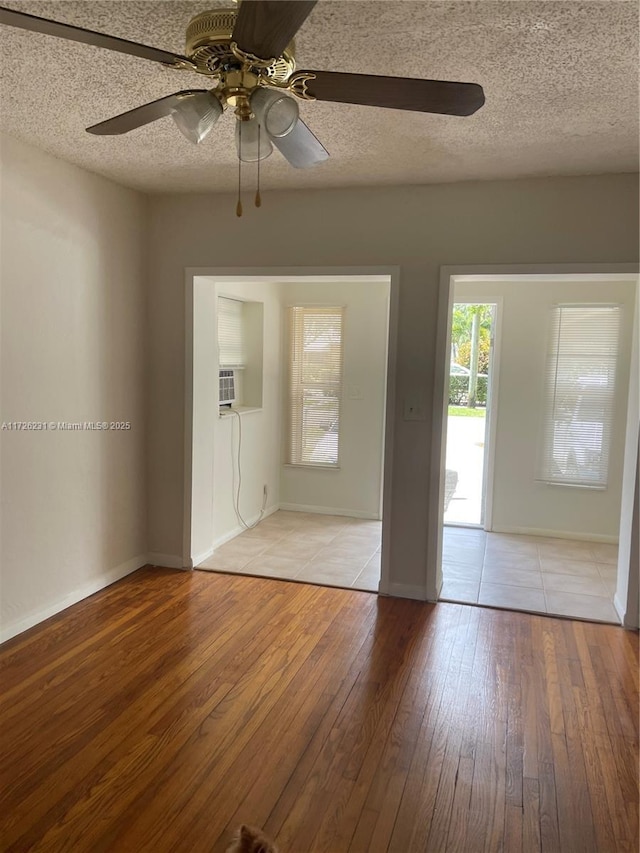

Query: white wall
left=454, top=278, right=637, bottom=540
left=615, top=282, right=639, bottom=626
left=0, top=134, right=148, bottom=640
left=280, top=280, right=389, bottom=518
left=147, top=174, right=639, bottom=597
left=189, top=278, right=218, bottom=565
left=209, top=280, right=282, bottom=550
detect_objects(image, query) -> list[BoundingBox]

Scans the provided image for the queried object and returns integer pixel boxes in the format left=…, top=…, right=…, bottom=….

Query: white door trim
left=482, top=299, right=502, bottom=530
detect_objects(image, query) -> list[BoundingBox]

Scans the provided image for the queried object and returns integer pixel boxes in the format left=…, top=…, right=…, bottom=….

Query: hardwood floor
left=1, top=567, right=638, bottom=852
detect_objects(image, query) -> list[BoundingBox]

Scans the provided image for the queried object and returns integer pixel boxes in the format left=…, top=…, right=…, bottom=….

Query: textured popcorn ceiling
left=0, top=1, right=638, bottom=193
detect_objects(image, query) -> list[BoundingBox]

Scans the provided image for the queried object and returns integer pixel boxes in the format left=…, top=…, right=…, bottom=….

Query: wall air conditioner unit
left=219, top=369, right=236, bottom=407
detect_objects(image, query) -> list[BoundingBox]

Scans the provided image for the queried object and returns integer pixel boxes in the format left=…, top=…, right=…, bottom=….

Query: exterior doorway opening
left=444, top=302, right=497, bottom=527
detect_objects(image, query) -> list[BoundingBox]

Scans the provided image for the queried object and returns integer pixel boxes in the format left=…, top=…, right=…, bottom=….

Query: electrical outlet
left=403, top=395, right=427, bottom=421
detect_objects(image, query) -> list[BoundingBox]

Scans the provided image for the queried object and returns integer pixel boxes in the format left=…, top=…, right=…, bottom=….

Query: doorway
left=184, top=269, right=397, bottom=595
left=444, top=302, right=497, bottom=527
left=434, top=268, right=639, bottom=626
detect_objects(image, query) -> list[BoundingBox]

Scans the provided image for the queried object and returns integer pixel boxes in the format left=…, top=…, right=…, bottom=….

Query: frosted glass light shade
left=235, top=118, right=273, bottom=162
left=271, top=118, right=330, bottom=169
left=172, top=92, right=223, bottom=144
left=251, top=88, right=299, bottom=138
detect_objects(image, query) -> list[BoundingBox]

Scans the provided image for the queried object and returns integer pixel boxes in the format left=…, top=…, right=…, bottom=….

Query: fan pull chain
left=236, top=121, right=243, bottom=217
left=255, top=123, right=262, bottom=208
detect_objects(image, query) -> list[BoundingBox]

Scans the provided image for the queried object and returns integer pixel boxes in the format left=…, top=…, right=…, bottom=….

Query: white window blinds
left=539, top=304, right=621, bottom=488
left=217, top=297, right=245, bottom=368
left=287, top=306, right=344, bottom=467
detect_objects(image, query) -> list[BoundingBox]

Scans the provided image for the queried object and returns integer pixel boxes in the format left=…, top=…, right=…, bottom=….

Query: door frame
left=430, top=263, right=639, bottom=627
left=183, top=265, right=400, bottom=596
left=482, top=299, right=502, bottom=530
left=444, top=296, right=503, bottom=530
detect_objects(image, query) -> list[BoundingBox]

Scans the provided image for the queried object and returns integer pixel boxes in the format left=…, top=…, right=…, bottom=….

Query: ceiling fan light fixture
left=271, top=118, right=330, bottom=169
left=171, top=91, right=223, bottom=144
left=251, top=88, right=299, bottom=138
left=235, top=117, right=274, bottom=162
left=0, top=1, right=489, bottom=207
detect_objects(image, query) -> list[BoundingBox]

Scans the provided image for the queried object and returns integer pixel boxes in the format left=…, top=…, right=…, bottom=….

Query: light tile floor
left=442, top=526, right=619, bottom=624
left=197, top=512, right=620, bottom=624
left=197, top=511, right=382, bottom=591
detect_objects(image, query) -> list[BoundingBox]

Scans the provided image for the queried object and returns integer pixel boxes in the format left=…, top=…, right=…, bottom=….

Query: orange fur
left=226, top=824, right=280, bottom=853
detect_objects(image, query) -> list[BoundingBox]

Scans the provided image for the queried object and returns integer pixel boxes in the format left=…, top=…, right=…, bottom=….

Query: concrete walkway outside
left=444, top=413, right=487, bottom=525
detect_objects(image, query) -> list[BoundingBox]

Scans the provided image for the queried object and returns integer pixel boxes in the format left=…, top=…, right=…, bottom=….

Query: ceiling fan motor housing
left=185, top=9, right=296, bottom=83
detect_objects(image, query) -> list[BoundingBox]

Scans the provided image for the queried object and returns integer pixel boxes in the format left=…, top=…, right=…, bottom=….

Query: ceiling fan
left=0, top=1, right=485, bottom=212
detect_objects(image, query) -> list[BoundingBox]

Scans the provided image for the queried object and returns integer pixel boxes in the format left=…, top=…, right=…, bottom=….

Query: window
left=218, top=297, right=244, bottom=409
left=287, top=306, right=344, bottom=467
left=217, top=297, right=245, bottom=368
left=217, top=297, right=265, bottom=410
left=539, top=304, right=621, bottom=488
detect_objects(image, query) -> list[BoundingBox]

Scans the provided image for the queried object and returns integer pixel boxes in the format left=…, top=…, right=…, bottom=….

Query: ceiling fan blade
left=232, top=1, right=317, bottom=60
left=86, top=91, right=209, bottom=135
left=0, top=5, right=193, bottom=68
left=272, top=118, right=329, bottom=169
left=298, top=71, right=485, bottom=116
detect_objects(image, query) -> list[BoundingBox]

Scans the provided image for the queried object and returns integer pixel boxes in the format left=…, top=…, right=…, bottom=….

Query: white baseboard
left=191, top=546, right=215, bottom=567
left=382, top=581, right=428, bottom=601
left=0, top=553, right=148, bottom=644
left=613, top=591, right=635, bottom=628
left=278, top=503, right=380, bottom=520
left=147, top=553, right=186, bottom=570
left=209, top=504, right=280, bottom=553
left=198, top=503, right=376, bottom=563
left=490, top=525, right=618, bottom=545
left=613, top=592, right=625, bottom=624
